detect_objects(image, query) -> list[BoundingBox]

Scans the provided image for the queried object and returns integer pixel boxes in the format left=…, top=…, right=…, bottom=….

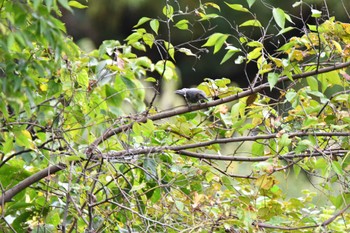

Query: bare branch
left=178, top=149, right=347, bottom=162
left=100, top=131, right=350, bottom=158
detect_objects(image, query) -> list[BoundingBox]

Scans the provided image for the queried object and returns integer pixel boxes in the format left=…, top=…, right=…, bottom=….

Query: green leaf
left=220, top=46, right=241, bottom=64
left=302, top=117, right=318, bottom=129
left=278, top=134, right=291, bottom=147
left=246, top=41, right=263, bottom=47
left=65, top=155, right=82, bottom=162
left=3, top=136, right=14, bottom=154
left=105, top=85, right=123, bottom=107
left=225, top=3, right=249, bottom=12
left=58, top=0, right=72, bottom=11
left=175, top=200, right=184, bottom=211
left=77, top=69, right=88, bottom=88
left=247, top=47, right=262, bottom=62
left=162, top=5, right=174, bottom=19
left=198, top=13, right=219, bottom=21
left=203, top=33, right=229, bottom=54
left=273, top=8, right=286, bottom=29
left=68, top=1, right=88, bottom=9
left=125, top=29, right=144, bottom=44
left=311, top=9, right=322, bottom=18
left=178, top=47, right=197, bottom=57
left=306, top=76, right=319, bottom=91
left=285, top=91, right=297, bottom=102
left=14, top=130, right=33, bottom=149
left=150, top=188, right=161, bottom=203
left=45, top=210, right=60, bottom=225
left=204, top=2, right=221, bottom=11
left=174, top=19, right=189, bottom=30
left=221, top=176, right=234, bottom=190
left=293, top=164, right=301, bottom=178
left=150, top=19, right=159, bottom=34
left=277, top=26, right=295, bottom=36
left=252, top=141, right=264, bottom=156
left=292, top=1, right=302, bottom=7
left=134, top=17, right=151, bottom=28
left=143, top=33, right=155, bottom=48
left=155, top=60, right=177, bottom=80
left=163, top=41, right=175, bottom=60
left=239, top=19, right=262, bottom=27
left=246, top=0, right=256, bottom=8
left=267, top=72, right=279, bottom=90
left=332, top=161, right=344, bottom=175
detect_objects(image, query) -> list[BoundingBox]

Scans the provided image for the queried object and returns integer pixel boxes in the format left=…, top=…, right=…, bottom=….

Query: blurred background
left=61, top=0, right=350, bottom=90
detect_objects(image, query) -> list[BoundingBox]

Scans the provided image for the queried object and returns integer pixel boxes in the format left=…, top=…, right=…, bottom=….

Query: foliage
left=1, top=0, right=350, bottom=232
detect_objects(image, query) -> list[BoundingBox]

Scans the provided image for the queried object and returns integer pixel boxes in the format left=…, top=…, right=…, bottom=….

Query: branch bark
left=0, top=163, right=67, bottom=204
left=100, top=131, right=350, bottom=158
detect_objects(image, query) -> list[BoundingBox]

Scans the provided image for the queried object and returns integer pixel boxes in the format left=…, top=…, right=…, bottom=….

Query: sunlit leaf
left=225, top=3, right=249, bottom=12
left=203, top=33, right=229, bottom=54
left=220, top=46, right=241, bottom=64
left=68, top=1, right=87, bottom=9
left=277, top=26, right=295, bottom=35
left=273, top=8, right=286, bottom=29
left=204, top=2, right=221, bottom=11
left=150, top=19, right=160, bottom=34
left=239, top=19, right=262, bottom=27
left=134, top=17, right=151, bottom=28
left=162, top=5, right=174, bottom=19
left=174, top=19, right=189, bottom=30
left=268, top=72, right=279, bottom=90
left=311, top=9, right=322, bottom=18
left=246, top=0, right=256, bottom=8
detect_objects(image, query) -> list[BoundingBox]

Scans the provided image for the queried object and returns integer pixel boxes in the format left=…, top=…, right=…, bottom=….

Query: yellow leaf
left=40, top=83, right=48, bottom=91
left=290, top=50, right=304, bottom=61
left=255, top=175, right=277, bottom=190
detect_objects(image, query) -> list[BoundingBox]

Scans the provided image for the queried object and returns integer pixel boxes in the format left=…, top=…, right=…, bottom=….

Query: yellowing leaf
left=247, top=47, right=262, bottom=62
left=40, top=83, right=48, bottom=91
left=239, top=19, right=262, bottom=27
left=68, top=1, right=88, bottom=9
left=163, top=41, right=175, bottom=60
left=290, top=50, right=303, bottom=61
left=225, top=3, right=249, bottom=12
left=15, top=130, right=33, bottom=149
left=162, top=5, right=174, bottom=19
left=204, top=2, right=221, bottom=11
left=256, top=175, right=277, bottom=189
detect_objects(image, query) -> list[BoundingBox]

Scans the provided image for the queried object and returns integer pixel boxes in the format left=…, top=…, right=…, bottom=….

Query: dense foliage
left=1, top=0, right=350, bottom=232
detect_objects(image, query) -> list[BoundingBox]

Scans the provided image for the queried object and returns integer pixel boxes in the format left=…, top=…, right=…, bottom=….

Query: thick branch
left=86, top=61, right=350, bottom=155
left=0, top=163, right=67, bottom=204
left=100, top=131, right=350, bottom=158
left=177, top=149, right=347, bottom=161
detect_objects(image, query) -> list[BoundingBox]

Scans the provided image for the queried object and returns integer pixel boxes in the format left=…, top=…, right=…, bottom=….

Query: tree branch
left=85, top=61, right=350, bottom=155
left=0, top=163, right=67, bottom=204
left=177, top=149, right=347, bottom=162
left=100, top=131, right=350, bottom=158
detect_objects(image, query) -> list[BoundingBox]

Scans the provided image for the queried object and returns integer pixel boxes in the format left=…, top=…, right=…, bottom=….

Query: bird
left=175, top=88, right=208, bottom=105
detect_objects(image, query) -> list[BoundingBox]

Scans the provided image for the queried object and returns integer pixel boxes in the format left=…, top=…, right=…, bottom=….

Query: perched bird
left=175, top=88, right=208, bottom=105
